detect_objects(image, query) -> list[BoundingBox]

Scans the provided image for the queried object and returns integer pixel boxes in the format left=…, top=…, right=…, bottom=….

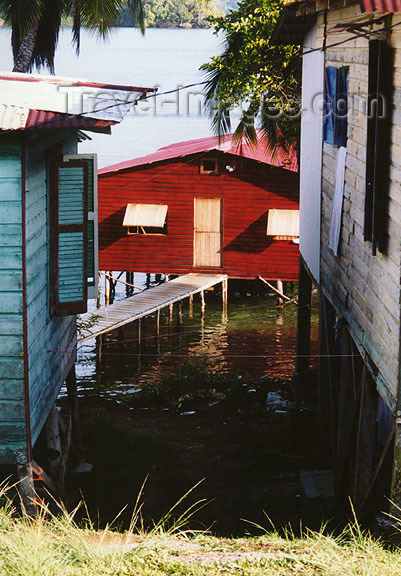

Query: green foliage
left=201, top=0, right=301, bottom=153
left=76, top=313, right=100, bottom=337
left=120, top=0, right=223, bottom=29
left=130, top=358, right=243, bottom=410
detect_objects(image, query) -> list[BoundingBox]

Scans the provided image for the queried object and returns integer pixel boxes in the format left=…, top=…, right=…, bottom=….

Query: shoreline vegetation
left=1, top=486, right=401, bottom=576
left=0, top=1, right=238, bottom=31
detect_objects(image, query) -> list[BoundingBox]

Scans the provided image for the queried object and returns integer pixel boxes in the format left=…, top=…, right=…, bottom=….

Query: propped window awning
left=267, top=209, right=300, bottom=239
left=123, top=203, right=168, bottom=228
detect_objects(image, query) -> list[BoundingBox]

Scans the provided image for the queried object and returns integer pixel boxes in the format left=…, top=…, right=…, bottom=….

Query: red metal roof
left=25, top=109, right=116, bottom=130
left=0, top=104, right=116, bottom=131
left=360, top=0, right=401, bottom=10
left=99, top=133, right=298, bottom=175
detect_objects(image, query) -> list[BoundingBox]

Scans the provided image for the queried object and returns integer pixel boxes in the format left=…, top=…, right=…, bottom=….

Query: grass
left=1, top=482, right=401, bottom=575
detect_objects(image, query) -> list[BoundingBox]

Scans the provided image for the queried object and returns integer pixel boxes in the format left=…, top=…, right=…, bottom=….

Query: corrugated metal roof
left=99, top=133, right=298, bottom=175
left=0, top=105, right=117, bottom=132
left=360, top=0, right=401, bottom=11
left=0, top=71, right=155, bottom=131
left=0, top=104, right=29, bottom=130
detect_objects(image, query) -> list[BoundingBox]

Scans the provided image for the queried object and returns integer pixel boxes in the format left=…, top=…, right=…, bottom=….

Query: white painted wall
left=299, top=24, right=324, bottom=285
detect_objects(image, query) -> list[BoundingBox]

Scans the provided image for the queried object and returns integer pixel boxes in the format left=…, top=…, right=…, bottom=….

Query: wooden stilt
left=294, top=259, right=312, bottom=408
left=200, top=290, right=205, bottom=314
left=105, top=271, right=111, bottom=306
left=317, top=296, right=337, bottom=456
left=156, top=309, right=160, bottom=336
left=189, top=293, right=194, bottom=319
left=177, top=301, right=183, bottom=326
left=17, top=462, right=37, bottom=515
left=138, top=318, right=142, bottom=347
left=66, top=364, right=82, bottom=458
left=96, top=272, right=101, bottom=309
left=222, top=279, right=228, bottom=311
left=169, top=303, right=173, bottom=324
left=165, top=274, right=170, bottom=282
left=276, top=280, right=284, bottom=308
left=45, top=404, right=62, bottom=480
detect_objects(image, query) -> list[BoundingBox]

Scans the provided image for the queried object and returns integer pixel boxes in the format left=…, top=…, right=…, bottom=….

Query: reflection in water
left=74, top=274, right=319, bottom=400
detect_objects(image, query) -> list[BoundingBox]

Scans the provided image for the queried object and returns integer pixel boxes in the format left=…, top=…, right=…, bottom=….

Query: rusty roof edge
left=270, top=1, right=317, bottom=45
left=0, top=71, right=156, bottom=94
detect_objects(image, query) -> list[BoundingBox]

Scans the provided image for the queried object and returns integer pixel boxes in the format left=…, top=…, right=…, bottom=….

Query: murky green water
left=75, top=274, right=319, bottom=400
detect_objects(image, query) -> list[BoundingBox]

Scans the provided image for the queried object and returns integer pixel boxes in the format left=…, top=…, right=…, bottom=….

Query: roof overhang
left=360, top=0, right=401, bottom=11
left=270, top=1, right=317, bottom=46
left=0, top=72, right=156, bottom=132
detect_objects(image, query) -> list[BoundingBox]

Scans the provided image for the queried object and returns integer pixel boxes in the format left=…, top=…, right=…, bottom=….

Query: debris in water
left=71, top=461, right=93, bottom=474
left=266, top=392, right=289, bottom=412
left=181, top=411, right=196, bottom=416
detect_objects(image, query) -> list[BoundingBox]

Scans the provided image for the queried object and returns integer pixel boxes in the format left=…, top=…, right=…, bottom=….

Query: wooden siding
left=99, top=154, right=300, bottom=281
left=25, top=130, right=78, bottom=447
left=317, top=9, right=401, bottom=410
left=0, top=133, right=26, bottom=464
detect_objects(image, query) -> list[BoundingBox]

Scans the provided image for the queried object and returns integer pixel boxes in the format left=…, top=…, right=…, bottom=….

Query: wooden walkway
left=78, top=273, right=227, bottom=343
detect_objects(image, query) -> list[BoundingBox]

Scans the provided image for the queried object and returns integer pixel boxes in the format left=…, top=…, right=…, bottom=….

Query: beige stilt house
left=272, top=1, right=401, bottom=515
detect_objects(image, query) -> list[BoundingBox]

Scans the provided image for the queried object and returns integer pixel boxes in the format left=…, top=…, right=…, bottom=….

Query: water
left=0, top=27, right=317, bottom=398
left=76, top=274, right=319, bottom=401
left=0, top=27, right=224, bottom=167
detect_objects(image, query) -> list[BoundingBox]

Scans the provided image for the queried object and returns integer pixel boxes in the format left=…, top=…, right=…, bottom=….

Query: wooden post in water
left=45, top=404, right=62, bottom=480
left=222, top=279, right=228, bottom=312
left=169, top=303, right=174, bottom=324
left=295, top=259, right=312, bottom=408
left=189, top=293, right=194, bottom=319
left=105, top=271, right=111, bottom=306
left=96, top=272, right=101, bottom=309
left=276, top=280, right=284, bottom=308
left=156, top=309, right=160, bottom=336
left=200, top=290, right=205, bottom=314
left=177, top=301, right=183, bottom=326
left=138, top=318, right=142, bottom=347
left=66, top=364, right=82, bottom=458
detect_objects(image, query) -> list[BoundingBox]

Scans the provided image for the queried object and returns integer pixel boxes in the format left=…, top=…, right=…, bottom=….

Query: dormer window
left=200, top=158, right=218, bottom=174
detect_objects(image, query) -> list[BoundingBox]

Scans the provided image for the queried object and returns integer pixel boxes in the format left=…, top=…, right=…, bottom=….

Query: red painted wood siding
left=98, top=154, right=300, bottom=281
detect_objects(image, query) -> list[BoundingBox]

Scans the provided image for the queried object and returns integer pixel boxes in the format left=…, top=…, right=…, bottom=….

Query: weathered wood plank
left=78, top=273, right=227, bottom=342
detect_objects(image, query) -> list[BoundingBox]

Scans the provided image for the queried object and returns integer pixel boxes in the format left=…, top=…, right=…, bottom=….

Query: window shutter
left=64, top=154, right=98, bottom=299
left=52, top=161, right=88, bottom=316
left=364, top=40, right=393, bottom=255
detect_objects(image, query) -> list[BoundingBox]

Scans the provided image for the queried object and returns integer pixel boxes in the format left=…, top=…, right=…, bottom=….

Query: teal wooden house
left=0, top=73, right=152, bottom=478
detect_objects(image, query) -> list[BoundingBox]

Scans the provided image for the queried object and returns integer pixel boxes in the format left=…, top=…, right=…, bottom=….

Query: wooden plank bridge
left=78, top=273, right=228, bottom=343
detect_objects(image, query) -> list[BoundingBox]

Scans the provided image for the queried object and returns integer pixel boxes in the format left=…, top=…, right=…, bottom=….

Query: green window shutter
left=52, top=161, right=88, bottom=316
left=64, top=154, right=98, bottom=299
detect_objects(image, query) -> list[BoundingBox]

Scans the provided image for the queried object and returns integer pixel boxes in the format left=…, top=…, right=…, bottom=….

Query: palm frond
left=128, top=0, right=145, bottom=34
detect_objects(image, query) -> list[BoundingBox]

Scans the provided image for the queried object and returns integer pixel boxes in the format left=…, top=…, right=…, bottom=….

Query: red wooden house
left=98, top=134, right=300, bottom=280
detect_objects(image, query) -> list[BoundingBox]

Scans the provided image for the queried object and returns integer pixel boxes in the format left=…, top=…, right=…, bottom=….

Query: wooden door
left=194, top=198, right=222, bottom=267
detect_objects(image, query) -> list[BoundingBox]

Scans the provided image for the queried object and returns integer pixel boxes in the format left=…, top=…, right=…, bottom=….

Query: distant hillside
left=120, top=0, right=224, bottom=28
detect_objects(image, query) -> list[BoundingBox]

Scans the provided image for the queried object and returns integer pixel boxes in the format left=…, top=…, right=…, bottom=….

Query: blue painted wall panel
left=0, top=133, right=26, bottom=464
left=25, top=130, right=78, bottom=447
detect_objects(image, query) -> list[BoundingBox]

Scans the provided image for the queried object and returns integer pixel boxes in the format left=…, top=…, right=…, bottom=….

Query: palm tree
left=0, top=0, right=145, bottom=74
left=201, top=0, right=301, bottom=156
